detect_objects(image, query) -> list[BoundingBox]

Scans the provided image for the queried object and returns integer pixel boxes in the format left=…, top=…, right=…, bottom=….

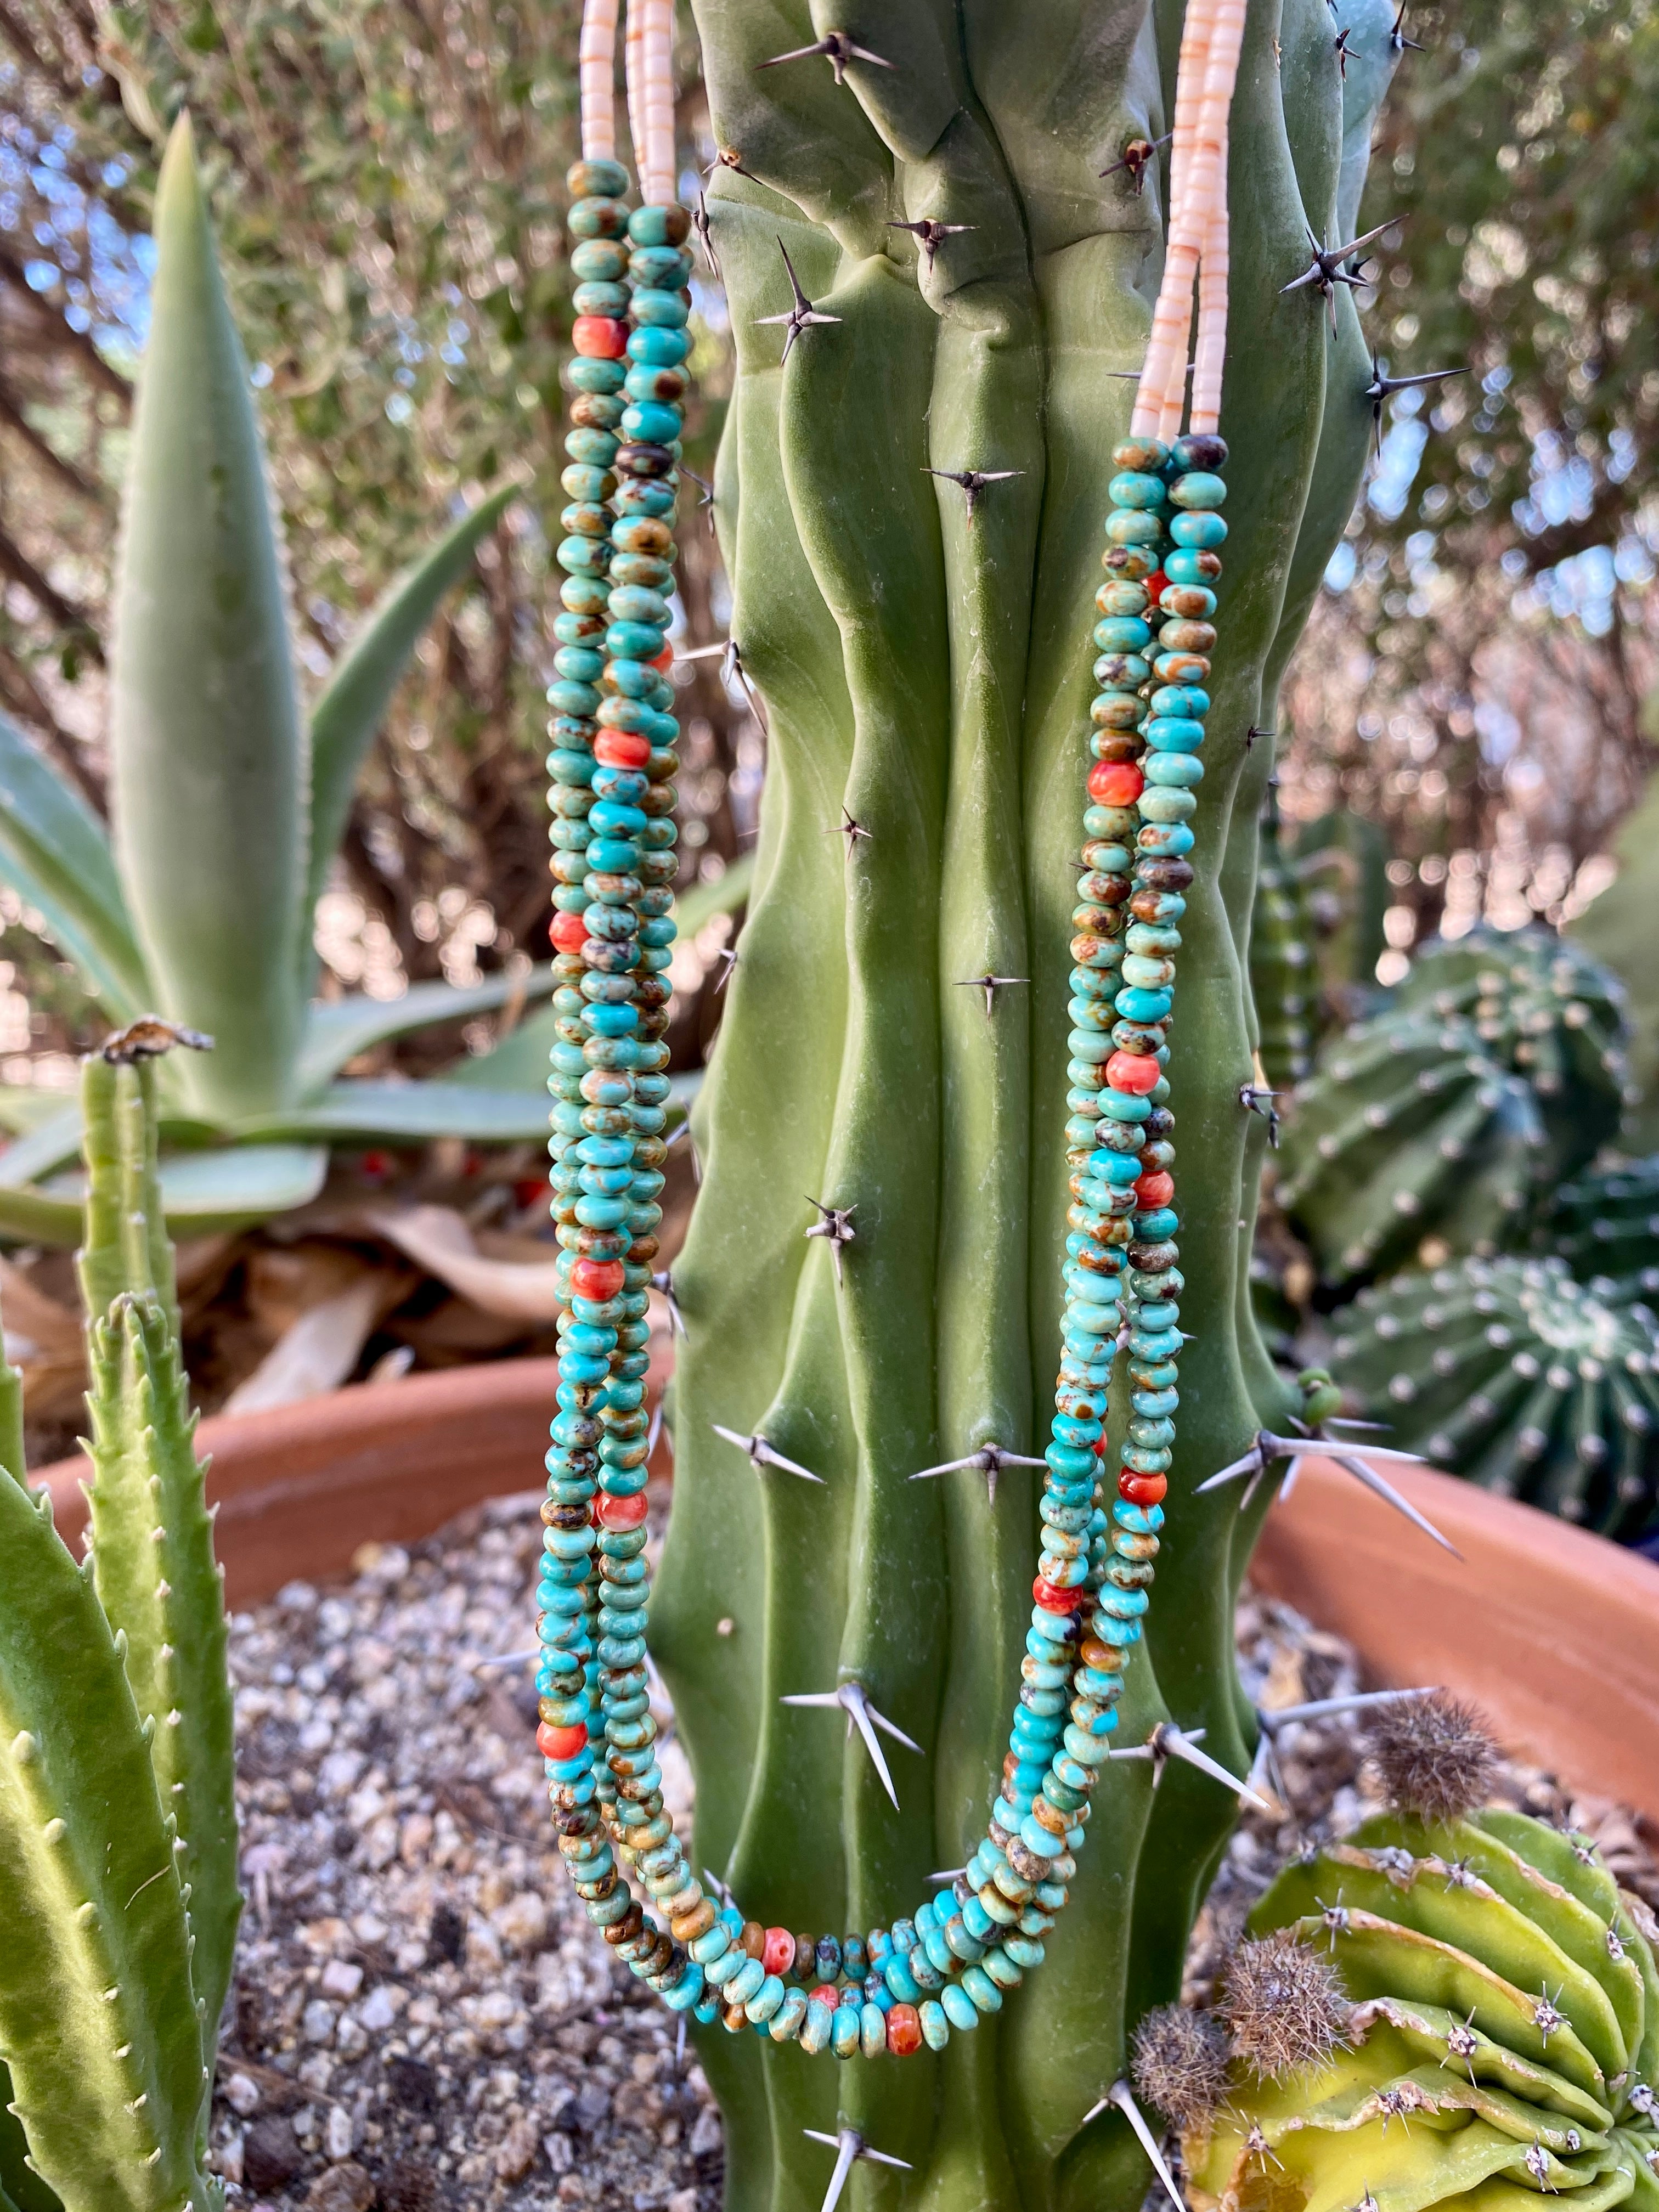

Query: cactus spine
left=644, top=1, right=1400, bottom=2204
left=0, top=1039, right=236, bottom=2212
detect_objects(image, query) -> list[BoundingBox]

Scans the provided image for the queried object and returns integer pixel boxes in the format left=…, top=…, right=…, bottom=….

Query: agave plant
left=0, top=115, right=563, bottom=1245
left=1, top=1032, right=239, bottom=2211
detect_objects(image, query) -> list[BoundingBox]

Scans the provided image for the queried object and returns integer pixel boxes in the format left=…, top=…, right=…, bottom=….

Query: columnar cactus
left=0, top=1035, right=236, bottom=2212
left=1330, top=1256, right=1659, bottom=1541
left=1278, top=931, right=1633, bottom=1290
left=645, top=1, right=1402, bottom=2204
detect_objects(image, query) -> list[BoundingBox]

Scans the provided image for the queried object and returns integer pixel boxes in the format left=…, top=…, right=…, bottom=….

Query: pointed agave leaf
left=110, top=115, right=307, bottom=1124
left=294, top=965, right=557, bottom=1097
left=0, top=715, right=149, bottom=1019
left=0, top=1476, right=211, bottom=2211
left=302, top=482, right=520, bottom=968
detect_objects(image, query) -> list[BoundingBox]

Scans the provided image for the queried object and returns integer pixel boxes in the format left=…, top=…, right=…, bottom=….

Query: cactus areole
left=537, top=0, right=1405, bottom=2202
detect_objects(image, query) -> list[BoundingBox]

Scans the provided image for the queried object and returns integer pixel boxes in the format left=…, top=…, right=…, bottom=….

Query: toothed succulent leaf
left=76, top=1054, right=240, bottom=2066
left=0, top=1477, right=214, bottom=2212
left=1331, top=1255, right=1659, bottom=1541
left=1186, top=1808, right=1659, bottom=2212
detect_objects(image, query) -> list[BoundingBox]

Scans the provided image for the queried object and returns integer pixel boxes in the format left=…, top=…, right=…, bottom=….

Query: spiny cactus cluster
left=1536, top=1157, right=1659, bottom=1302
left=1135, top=1699, right=1659, bottom=2212
left=0, top=1033, right=236, bottom=2212
left=1278, top=929, right=1632, bottom=1290
left=1249, top=796, right=1318, bottom=1093
left=1329, top=1257, right=1659, bottom=1539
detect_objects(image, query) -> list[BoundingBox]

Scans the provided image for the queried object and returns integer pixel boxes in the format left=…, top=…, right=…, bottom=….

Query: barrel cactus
left=0, top=1032, right=237, bottom=2212
left=1536, top=1158, right=1659, bottom=1302
left=642, top=0, right=1406, bottom=2204
left=1181, top=1699, right=1659, bottom=2212
left=1329, top=1256, right=1659, bottom=1542
left=1278, top=932, right=1632, bottom=1290
left=1251, top=793, right=1320, bottom=1093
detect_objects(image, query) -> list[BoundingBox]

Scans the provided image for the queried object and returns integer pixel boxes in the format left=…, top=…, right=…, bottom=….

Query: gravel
left=212, top=1498, right=1658, bottom=2209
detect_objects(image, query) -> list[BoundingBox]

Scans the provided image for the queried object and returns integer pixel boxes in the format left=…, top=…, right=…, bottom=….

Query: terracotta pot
left=1252, top=1455, right=1659, bottom=1821
left=38, top=1360, right=564, bottom=1606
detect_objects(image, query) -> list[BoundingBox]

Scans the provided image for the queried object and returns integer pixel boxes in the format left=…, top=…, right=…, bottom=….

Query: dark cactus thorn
left=1282, top=218, right=1403, bottom=330
left=755, top=30, right=894, bottom=87
left=1390, top=4, right=1424, bottom=52
left=1100, top=131, right=1172, bottom=191
left=889, top=217, right=977, bottom=272
left=756, top=238, right=843, bottom=363
left=922, top=463, right=1027, bottom=524
left=1365, top=356, right=1468, bottom=452
left=1333, top=25, right=1356, bottom=76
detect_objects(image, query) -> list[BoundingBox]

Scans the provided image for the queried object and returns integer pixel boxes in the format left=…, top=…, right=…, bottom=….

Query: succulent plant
left=1535, top=1158, right=1659, bottom=1302
left=1277, top=929, right=1633, bottom=1290
left=1183, top=1791, right=1659, bottom=2212
left=1330, top=1256, right=1659, bottom=1542
left=0, top=115, right=561, bottom=1246
left=1250, top=794, right=1319, bottom=1092
left=0, top=1031, right=237, bottom=2212
left=646, top=0, right=1405, bottom=2203
left=1392, top=928, right=1632, bottom=1172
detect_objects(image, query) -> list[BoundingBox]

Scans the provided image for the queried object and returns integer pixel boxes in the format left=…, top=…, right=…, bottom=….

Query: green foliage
left=0, top=1042, right=241, bottom=2212
left=1330, top=1255, right=1659, bottom=1542
left=1534, top=1157, right=1659, bottom=1296
left=0, top=117, right=562, bottom=1239
left=1250, top=799, right=1319, bottom=1090
left=1187, top=1808, right=1659, bottom=2212
left=653, top=2, right=1396, bottom=2205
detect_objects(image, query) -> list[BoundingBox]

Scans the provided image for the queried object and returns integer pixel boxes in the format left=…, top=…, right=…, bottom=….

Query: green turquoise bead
left=960, top=1965, right=1003, bottom=2013
left=919, top=2000, right=950, bottom=2051
left=800, top=1999, right=834, bottom=2055
left=1164, top=549, right=1217, bottom=585
left=568, top=358, right=625, bottom=394
left=629, top=244, right=692, bottom=286
left=565, top=428, right=619, bottom=466
left=1146, top=752, right=1204, bottom=787
left=1105, top=509, right=1162, bottom=545
left=568, top=159, right=628, bottom=199
left=1108, top=470, right=1165, bottom=510
left=573, top=280, right=629, bottom=318
left=1169, top=470, right=1226, bottom=509
left=568, top=197, right=627, bottom=240
left=633, top=289, right=689, bottom=328
left=1150, top=684, right=1207, bottom=716
left=940, top=1983, right=979, bottom=2032
left=1160, top=583, right=1216, bottom=618
left=571, top=238, right=628, bottom=281
left=627, top=205, right=687, bottom=247
left=1139, top=787, right=1197, bottom=823
left=860, top=2004, right=886, bottom=2058
left=610, top=586, right=670, bottom=627
left=622, top=401, right=682, bottom=445
left=606, top=621, right=665, bottom=661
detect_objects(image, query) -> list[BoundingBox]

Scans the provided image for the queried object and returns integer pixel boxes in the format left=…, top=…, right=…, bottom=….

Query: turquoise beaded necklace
left=539, top=70, right=1233, bottom=2075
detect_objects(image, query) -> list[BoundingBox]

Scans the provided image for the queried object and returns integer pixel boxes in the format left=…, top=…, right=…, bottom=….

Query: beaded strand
left=536, top=7, right=1237, bottom=2064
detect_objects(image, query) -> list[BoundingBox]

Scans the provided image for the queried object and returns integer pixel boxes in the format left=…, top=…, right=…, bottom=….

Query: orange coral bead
left=1105, top=1051, right=1160, bottom=1094
left=537, top=1720, right=588, bottom=1759
left=886, top=2003, right=923, bottom=2055
left=595, top=730, right=652, bottom=769
left=1134, top=1169, right=1175, bottom=1209
left=1088, top=760, right=1144, bottom=806
left=551, top=911, right=589, bottom=952
left=572, top=314, right=628, bottom=359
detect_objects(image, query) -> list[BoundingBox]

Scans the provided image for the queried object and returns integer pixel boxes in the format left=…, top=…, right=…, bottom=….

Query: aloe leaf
left=294, top=964, right=557, bottom=1097
left=0, top=1088, right=82, bottom=1138
left=233, top=1079, right=554, bottom=1146
left=0, top=1476, right=213, bottom=2212
left=302, top=482, right=520, bottom=968
left=0, top=1105, right=85, bottom=1193
left=0, top=715, right=150, bottom=1019
left=109, top=114, right=307, bottom=1124
left=0, top=1142, right=334, bottom=1249
left=0, top=2092, right=61, bottom=2212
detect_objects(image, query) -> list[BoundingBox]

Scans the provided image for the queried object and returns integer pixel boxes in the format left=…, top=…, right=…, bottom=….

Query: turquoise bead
left=629, top=243, right=692, bottom=285
left=1108, top=470, right=1166, bottom=510
left=800, top=1998, right=834, bottom=2054
left=571, top=237, right=627, bottom=280
left=1116, top=988, right=1172, bottom=1023
left=1086, top=1150, right=1141, bottom=1186
left=633, top=289, right=689, bottom=328
left=1151, top=684, right=1208, bottom=717
left=1146, top=752, right=1204, bottom=787
left=573, top=280, right=629, bottom=318
left=1093, top=617, right=1152, bottom=653
left=1140, top=787, right=1197, bottom=823
left=1139, top=821, right=1195, bottom=855
left=1169, top=470, right=1226, bottom=509
left=919, top=2000, right=950, bottom=2051
left=610, top=586, right=670, bottom=627
left=629, top=324, right=692, bottom=365
left=1105, top=508, right=1162, bottom=545
left=605, top=619, right=664, bottom=661
left=627, top=205, right=682, bottom=246
left=961, top=1965, right=1003, bottom=2013
left=1164, top=549, right=1215, bottom=585
left=1144, top=716, right=1205, bottom=751
left=1099, top=1090, right=1152, bottom=1122
left=557, top=537, right=609, bottom=577
left=622, top=401, right=682, bottom=445
left=1169, top=507, right=1227, bottom=545
left=1019, top=1814, right=1064, bottom=1858
left=745, top=1973, right=785, bottom=2023
left=860, top=2003, right=886, bottom=2058
left=940, top=1983, right=979, bottom=2032
left=831, top=2004, right=862, bottom=2058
